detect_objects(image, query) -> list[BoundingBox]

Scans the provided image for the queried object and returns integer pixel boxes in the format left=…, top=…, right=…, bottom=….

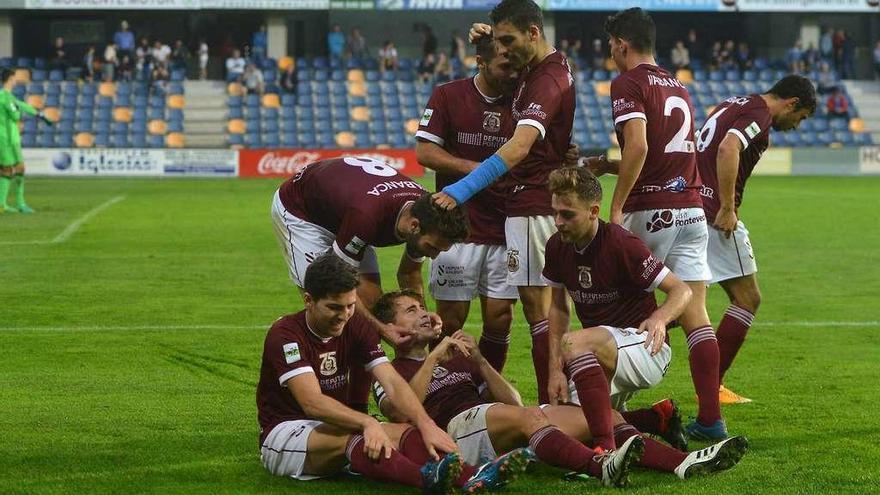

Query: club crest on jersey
left=664, top=176, right=688, bottom=193
left=482, top=111, right=501, bottom=133
left=578, top=266, right=592, bottom=289
left=420, top=108, right=434, bottom=126
left=507, top=249, right=520, bottom=273
left=319, top=351, right=338, bottom=376
left=432, top=366, right=449, bottom=379
left=283, top=343, right=301, bottom=364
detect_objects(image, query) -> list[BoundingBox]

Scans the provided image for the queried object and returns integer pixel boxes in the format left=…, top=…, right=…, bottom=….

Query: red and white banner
left=239, top=149, right=424, bottom=179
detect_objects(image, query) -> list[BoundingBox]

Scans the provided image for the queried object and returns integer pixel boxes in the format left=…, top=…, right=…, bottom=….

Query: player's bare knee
left=520, top=406, right=550, bottom=437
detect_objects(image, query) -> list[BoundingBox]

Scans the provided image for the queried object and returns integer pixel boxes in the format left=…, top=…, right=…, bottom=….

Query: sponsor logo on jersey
left=699, top=185, right=715, bottom=198
left=482, top=111, right=501, bottom=133
left=578, top=266, right=593, bottom=289
left=641, top=255, right=661, bottom=280
left=522, top=102, right=547, bottom=120
left=612, top=98, right=636, bottom=113
left=319, top=351, right=338, bottom=376
left=745, top=121, right=761, bottom=139
left=646, top=210, right=675, bottom=233
left=420, top=108, right=434, bottom=126
left=283, top=342, right=301, bottom=364
left=432, top=366, right=449, bottom=379
left=664, top=176, right=688, bottom=193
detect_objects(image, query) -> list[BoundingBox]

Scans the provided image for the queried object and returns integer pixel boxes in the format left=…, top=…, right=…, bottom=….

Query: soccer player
left=373, top=290, right=748, bottom=484
left=415, top=36, right=520, bottom=372
left=542, top=167, right=692, bottom=453
left=586, top=8, right=726, bottom=440
left=696, top=75, right=816, bottom=403
left=0, top=67, right=54, bottom=213
left=434, top=0, right=576, bottom=404
left=256, top=254, right=519, bottom=492
left=270, top=156, right=468, bottom=411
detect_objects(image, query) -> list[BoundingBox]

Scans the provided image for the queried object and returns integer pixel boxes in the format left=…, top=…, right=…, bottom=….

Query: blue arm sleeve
left=441, top=154, right=508, bottom=204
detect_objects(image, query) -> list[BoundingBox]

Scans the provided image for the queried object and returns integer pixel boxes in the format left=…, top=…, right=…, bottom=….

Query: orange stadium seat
left=347, top=69, right=365, bottom=83
left=227, top=82, right=244, bottom=96
left=99, top=82, right=116, bottom=97
left=262, top=93, right=280, bottom=108
left=849, top=118, right=866, bottom=134
left=705, top=105, right=716, bottom=117
left=375, top=143, right=391, bottom=150
left=404, top=119, right=419, bottom=135
left=349, top=81, right=367, bottom=97
left=676, top=69, right=694, bottom=84
left=604, top=58, right=617, bottom=72
left=74, top=132, right=94, bottom=148
left=227, top=119, right=246, bottom=134
left=278, top=56, right=295, bottom=71
left=113, top=107, right=132, bottom=123
left=26, top=95, right=44, bottom=109
left=43, top=107, right=60, bottom=122
left=14, top=69, right=30, bottom=84
left=351, top=107, right=370, bottom=122
left=148, top=119, right=167, bottom=135
left=165, top=133, right=185, bottom=148
left=335, top=131, right=356, bottom=148
left=595, top=82, right=611, bottom=97
left=167, top=95, right=185, bottom=109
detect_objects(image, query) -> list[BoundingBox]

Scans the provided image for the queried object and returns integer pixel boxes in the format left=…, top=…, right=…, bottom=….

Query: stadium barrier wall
left=238, top=149, right=424, bottom=178
left=22, top=149, right=238, bottom=177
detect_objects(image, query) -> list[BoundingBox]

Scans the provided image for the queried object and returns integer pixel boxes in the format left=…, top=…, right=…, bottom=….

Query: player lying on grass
left=372, top=290, right=749, bottom=485
left=256, top=254, right=524, bottom=493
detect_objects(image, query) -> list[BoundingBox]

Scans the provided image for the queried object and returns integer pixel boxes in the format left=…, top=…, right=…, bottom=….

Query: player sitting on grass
left=372, top=291, right=750, bottom=485
left=256, top=254, right=522, bottom=493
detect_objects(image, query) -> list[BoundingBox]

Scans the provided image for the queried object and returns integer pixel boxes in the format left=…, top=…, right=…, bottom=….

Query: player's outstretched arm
left=547, top=287, right=572, bottom=405
left=453, top=331, right=523, bottom=406
left=416, top=140, right=479, bottom=176
left=714, top=133, right=745, bottom=237
left=610, top=119, right=648, bottom=224
left=639, top=271, right=692, bottom=355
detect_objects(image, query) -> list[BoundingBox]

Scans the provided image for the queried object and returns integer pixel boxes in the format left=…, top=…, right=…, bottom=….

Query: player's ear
left=590, top=203, right=601, bottom=218
left=530, top=25, right=540, bottom=42
left=409, top=218, right=421, bottom=236
left=303, top=291, right=314, bottom=308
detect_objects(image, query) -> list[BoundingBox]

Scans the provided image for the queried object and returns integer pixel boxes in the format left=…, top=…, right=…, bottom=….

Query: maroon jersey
left=611, top=64, right=702, bottom=213
left=696, top=95, right=772, bottom=223
left=279, top=157, right=426, bottom=265
left=416, top=77, right=512, bottom=245
left=504, top=50, right=576, bottom=217
left=256, top=311, right=388, bottom=443
left=377, top=355, right=486, bottom=430
left=542, top=220, right=670, bottom=329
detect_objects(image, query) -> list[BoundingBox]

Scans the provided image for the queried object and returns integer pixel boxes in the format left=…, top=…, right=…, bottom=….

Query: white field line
left=0, top=195, right=126, bottom=246
left=0, top=321, right=877, bottom=332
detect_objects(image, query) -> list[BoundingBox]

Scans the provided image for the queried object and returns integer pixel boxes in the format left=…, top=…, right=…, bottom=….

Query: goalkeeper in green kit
left=1, top=67, right=55, bottom=214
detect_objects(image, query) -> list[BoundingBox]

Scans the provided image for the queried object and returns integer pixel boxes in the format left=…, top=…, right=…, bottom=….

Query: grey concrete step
left=183, top=121, right=225, bottom=134
left=185, top=134, right=227, bottom=148
left=184, top=108, right=229, bottom=121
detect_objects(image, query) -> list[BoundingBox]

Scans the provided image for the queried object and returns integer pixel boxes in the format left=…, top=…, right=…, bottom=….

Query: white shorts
left=623, top=207, right=711, bottom=282
left=271, top=190, right=379, bottom=287
left=260, top=420, right=326, bottom=480
left=429, top=243, right=519, bottom=301
left=707, top=220, right=757, bottom=284
left=446, top=403, right=500, bottom=466
left=505, top=215, right=556, bottom=287
left=568, top=326, right=672, bottom=410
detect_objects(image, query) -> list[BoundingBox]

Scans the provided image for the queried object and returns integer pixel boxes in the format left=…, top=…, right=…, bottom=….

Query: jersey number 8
left=344, top=156, right=397, bottom=177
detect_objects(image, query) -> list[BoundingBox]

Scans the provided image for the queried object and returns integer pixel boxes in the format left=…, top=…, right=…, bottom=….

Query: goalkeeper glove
left=38, top=111, right=54, bottom=126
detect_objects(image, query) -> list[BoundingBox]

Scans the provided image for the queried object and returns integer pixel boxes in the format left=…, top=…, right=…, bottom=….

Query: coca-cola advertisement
left=239, top=149, right=425, bottom=178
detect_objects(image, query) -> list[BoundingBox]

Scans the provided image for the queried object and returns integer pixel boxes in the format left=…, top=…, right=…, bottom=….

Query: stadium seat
left=335, top=131, right=356, bottom=148
left=812, top=119, right=829, bottom=132
left=26, top=94, right=44, bottom=109
left=351, top=106, right=370, bottom=122
left=21, top=133, right=36, bottom=147
left=849, top=118, right=865, bottom=134
left=228, top=133, right=245, bottom=147
left=75, top=132, right=94, bottom=148
left=594, top=82, right=611, bottom=97
left=38, top=132, right=55, bottom=148
left=167, top=120, right=184, bottom=133
left=166, top=133, right=185, bottom=148
left=113, top=107, right=132, bottom=123
left=148, top=135, right=164, bottom=148
left=148, top=120, right=167, bottom=135
left=676, top=69, right=693, bottom=84
left=228, top=83, right=245, bottom=96
left=43, top=107, right=60, bottom=122
left=131, top=133, right=148, bottom=148
left=48, top=70, right=64, bottom=82
left=278, top=56, right=294, bottom=71
left=828, top=118, right=849, bottom=132
left=228, top=119, right=246, bottom=134
left=167, top=95, right=185, bottom=109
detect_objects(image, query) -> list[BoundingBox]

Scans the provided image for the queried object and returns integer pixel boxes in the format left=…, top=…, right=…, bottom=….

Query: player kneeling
left=256, top=254, right=516, bottom=493
left=372, top=291, right=750, bottom=486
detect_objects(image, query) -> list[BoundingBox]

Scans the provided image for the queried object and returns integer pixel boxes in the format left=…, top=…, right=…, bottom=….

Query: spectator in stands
left=83, top=45, right=96, bottom=82
left=450, top=29, right=466, bottom=63
left=281, top=59, right=298, bottom=95
left=151, top=61, right=169, bottom=94
left=817, top=61, right=836, bottom=94
left=226, top=49, right=246, bottom=81
left=252, top=24, right=268, bottom=63
left=378, top=40, right=398, bottom=73
left=171, top=40, right=190, bottom=74
left=589, top=38, right=605, bottom=71
left=348, top=27, right=367, bottom=60
left=686, top=28, right=702, bottom=66
left=103, top=41, right=118, bottom=82
left=720, top=40, right=737, bottom=70
left=803, top=43, right=819, bottom=71
left=328, top=24, right=346, bottom=61
left=671, top=40, right=690, bottom=70
left=820, top=26, right=834, bottom=63
left=826, top=88, right=849, bottom=119
left=841, top=32, right=856, bottom=79
left=198, top=39, right=209, bottom=80
left=736, top=42, right=752, bottom=70
left=787, top=40, right=804, bottom=73
left=136, top=37, right=152, bottom=79
left=49, top=37, right=68, bottom=72
left=560, top=38, right=579, bottom=72
left=119, top=55, right=133, bottom=82
left=434, top=52, right=452, bottom=84
left=243, top=62, right=265, bottom=96
left=874, top=40, right=880, bottom=80
left=417, top=52, right=436, bottom=83
left=152, top=40, right=172, bottom=70
left=422, top=26, right=438, bottom=56
left=114, top=20, right=135, bottom=62
left=833, top=29, right=845, bottom=74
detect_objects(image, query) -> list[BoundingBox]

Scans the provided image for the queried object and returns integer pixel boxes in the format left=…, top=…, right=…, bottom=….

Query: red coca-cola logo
left=257, top=151, right=321, bottom=175
left=238, top=149, right=424, bottom=178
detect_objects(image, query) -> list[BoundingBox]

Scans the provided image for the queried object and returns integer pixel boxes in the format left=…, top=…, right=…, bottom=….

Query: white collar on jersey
left=473, top=75, right=502, bottom=104
left=305, top=316, right=334, bottom=344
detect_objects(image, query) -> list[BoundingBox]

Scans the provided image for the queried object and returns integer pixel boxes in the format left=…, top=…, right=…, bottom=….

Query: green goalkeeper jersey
left=0, top=89, right=38, bottom=166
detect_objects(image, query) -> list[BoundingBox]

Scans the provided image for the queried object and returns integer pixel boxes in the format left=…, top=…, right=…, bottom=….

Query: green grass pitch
left=1, top=176, right=879, bottom=494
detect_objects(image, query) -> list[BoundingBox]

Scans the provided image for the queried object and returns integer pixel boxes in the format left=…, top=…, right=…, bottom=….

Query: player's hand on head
left=547, top=369, right=570, bottom=406
left=581, top=155, right=607, bottom=176
left=379, top=322, right=416, bottom=346
left=714, top=207, right=738, bottom=239
left=468, top=23, right=492, bottom=43
left=431, top=192, right=458, bottom=210
left=637, top=318, right=667, bottom=356
left=428, top=312, right=443, bottom=338
left=363, top=420, right=395, bottom=460
left=564, top=143, right=581, bottom=166
left=418, top=422, right=459, bottom=460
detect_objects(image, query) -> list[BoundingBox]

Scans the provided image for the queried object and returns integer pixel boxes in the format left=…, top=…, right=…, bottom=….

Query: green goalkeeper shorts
left=0, top=143, right=22, bottom=167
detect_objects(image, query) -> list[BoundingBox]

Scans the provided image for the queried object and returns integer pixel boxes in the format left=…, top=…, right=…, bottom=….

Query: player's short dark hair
left=303, top=253, right=359, bottom=301
left=0, top=68, right=14, bottom=84
left=475, top=36, right=497, bottom=62
left=412, top=193, right=469, bottom=243
left=490, top=0, right=544, bottom=35
left=765, top=75, right=817, bottom=114
left=549, top=167, right=603, bottom=203
left=373, top=289, right=424, bottom=325
left=604, top=7, right=656, bottom=54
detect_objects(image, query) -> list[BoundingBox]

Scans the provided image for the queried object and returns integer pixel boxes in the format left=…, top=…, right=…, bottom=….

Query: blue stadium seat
left=148, top=135, right=164, bottom=148
left=312, top=57, right=329, bottom=70
left=168, top=82, right=184, bottom=95
left=280, top=93, right=296, bottom=107
left=66, top=67, right=82, bottom=81
left=798, top=120, right=813, bottom=132
left=297, top=69, right=312, bottom=82
left=742, top=70, right=757, bottom=82
left=94, top=133, right=110, bottom=147
left=313, top=70, right=329, bottom=82
left=227, top=134, right=244, bottom=147
left=282, top=119, right=297, bottom=133
left=167, top=121, right=184, bottom=133
left=296, top=94, right=313, bottom=106
left=371, top=132, right=388, bottom=145
left=281, top=133, right=298, bottom=147
left=61, top=95, right=78, bottom=109
left=170, top=70, right=185, bottom=82
left=382, top=71, right=397, bottom=82
left=27, top=82, right=44, bottom=95
left=758, top=69, right=774, bottom=82
left=57, top=132, right=74, bottom=148
left=365, top=70, right=380, bottom=82
left=833, top=131, right=854, bottom=145
left=298, top=132, right=316, bottom=147
left=263, top=133, right=280, bottom=148
left=31, top=70, right=46, bottom=82
left=389, top=133, right=407, bottom=148
left=315, top=94, right=331, bottom=107
left=246, top=117, right=260, bottom=131
left=828, top=118, right=849, bottom=132
left=49, top=70, right=65, bottom=82
left=16, top=57, right=32, bottom=68
left=131, top=133, right=148, bottom=147
left=116, top=94, right=132, bottom=106
left=76, top=119, right=94, bottom=133
left=815, top=131, right=833, bottom=146
left=261, top=58, right=278, bottom=71
left=112, top=122, right=129, bottom=134
left=38, top=132, right=56, bottom=148
left=111, top=133, right=130, bottom=148
left=133, top=108, right=148, bottom=122
left=263, top=119, right=279, bottom=133
left=132, top=120, right=147, bottom=134
left=21, top=133, right=36, bottom=147
left=149, top=108, right=165, bottom=120
left=351, top=121, right=369, bottom=133
left=168, top=109, right=183, bottom=123
left=58, top=120, right=75, bottom=134
left=135, top=95, right=149, bottom=108
left=724, top=70, right=740, bottom=81
left=150, top=96, right=166, bottom=108
left=23, top=119, right=38, bottom=134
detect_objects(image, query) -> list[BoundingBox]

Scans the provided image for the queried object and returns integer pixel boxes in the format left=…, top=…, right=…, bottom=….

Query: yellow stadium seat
left=705, top=105, right=716, bottom=117
left=262, top=93, right=280, bottom=108
left=278, top=56, right=295, bottom=71
left=336, top=131, right=356, bottom=148
left=113, top=107, right=132, bottom=123
left=227, top=119, right=246, bottom=134
left=74, top=132, right=94, bottom=148
left=347, top=69, right=365, bottom=83
left=676, top=69, right=694, bottom=84
left=26, top=95, right=44, bottom=109
left=148, top=120, right=167, bottom=135
left=351, top=107, right=370, bottom=122
left=604, top=58, right=616, bottom=72
left=376, top=143, right=391, bottom=150
left=349, top=81, right=367, bottom=97
left=595, top=81, right=611, bottom=97
left=404, top=119, right=419, bottom=135
left=99, top=82, right=116, bottom=97
left=167, top=95, right=185, bottom=109
left=227, top=82, right=244, bottom=96
left=165, top=133, right=185, bottom=148
left=849, top=118, right=866, bottom=133
left=43, top=107, right=60, bottom=122
left=14, top=69, right=30, bottom=84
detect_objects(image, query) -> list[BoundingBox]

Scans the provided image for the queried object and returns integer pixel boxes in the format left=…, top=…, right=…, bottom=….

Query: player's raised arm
left=713, top=133, right=745, bottom=237
left=415, top=140, right=479, bottom=176
left=546, top=286, right=571, bottom=405
left=453, top=331, right=523, bottom=406
left=610, top=118, right=648, bottom=224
